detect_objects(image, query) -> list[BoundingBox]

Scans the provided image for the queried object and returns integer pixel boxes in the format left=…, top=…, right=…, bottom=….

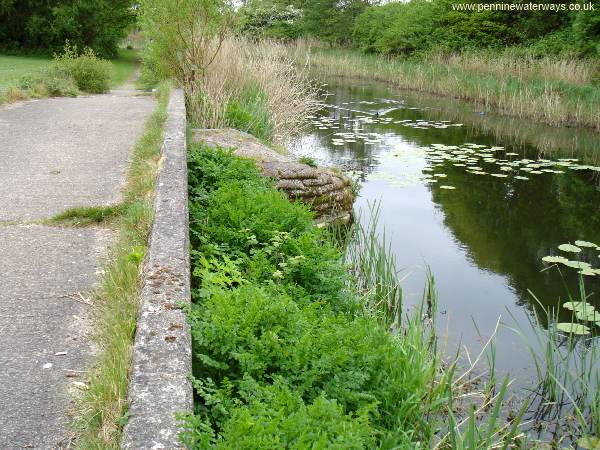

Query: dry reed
left=288, top=40, right=600, bottom=131
left=186, top=37, right=321, bottom=143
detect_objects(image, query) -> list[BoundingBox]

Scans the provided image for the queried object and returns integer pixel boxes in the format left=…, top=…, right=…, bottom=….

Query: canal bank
left=289, top=76, right=600, bottom=444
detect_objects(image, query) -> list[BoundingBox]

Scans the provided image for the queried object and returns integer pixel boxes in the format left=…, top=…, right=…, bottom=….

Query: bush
left=53, top=44, right=112, bottom=93
left=18, top=67, right=79, bottom=97
left=187, top=145, right=352, bottom=311
left=181, top=381, right=375, bottom=449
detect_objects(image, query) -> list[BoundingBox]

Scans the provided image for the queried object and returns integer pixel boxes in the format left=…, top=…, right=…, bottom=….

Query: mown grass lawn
left=0, top=54, right=52, bottom=91
left=0, top=48, right=138, bottom=94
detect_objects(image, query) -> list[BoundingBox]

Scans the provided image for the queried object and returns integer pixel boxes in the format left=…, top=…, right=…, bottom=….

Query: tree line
left=240, top=0, right=600, bottom=57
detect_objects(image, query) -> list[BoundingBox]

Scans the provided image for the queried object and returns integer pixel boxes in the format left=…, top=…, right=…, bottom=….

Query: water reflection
left=289, top=78, right=600, bottom=379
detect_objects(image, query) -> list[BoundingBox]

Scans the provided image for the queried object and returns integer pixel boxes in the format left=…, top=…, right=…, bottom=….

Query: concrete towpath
left=0, top=82, right=155, bottom=448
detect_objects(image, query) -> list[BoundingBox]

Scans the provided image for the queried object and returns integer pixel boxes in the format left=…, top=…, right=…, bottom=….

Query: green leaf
left=575, top=309, right=600, bottom=322
left=541, top=255, right=569, bottom=264
left=556, top=323, right=590, bottom=335
left=563, top=301, right=593, bottom=311
left=578, top=436, right=600, bottom=449
left=562, top=260, right=592, bottom=270
left=558, top=243, right=582, bottom=253
left=575, top=240, right=599, bottom=249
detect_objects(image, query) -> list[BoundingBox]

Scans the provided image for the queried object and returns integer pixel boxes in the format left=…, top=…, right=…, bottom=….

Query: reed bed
left=186, top=37, right=320, bottom=143
left=287, top=41, right=600, bottom=131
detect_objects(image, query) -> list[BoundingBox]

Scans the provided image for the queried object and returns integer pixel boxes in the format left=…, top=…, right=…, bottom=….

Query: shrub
left=187, top=284, right=433, bottom=436
left=183, top=144, right=444, bottom=448
left=53, top=44, right=112, bottom=93
left=188, top=144, right=352, bottom=311
left=181, top=381, right=376, bottom=449
left=18, top=67, right=79, bottom=97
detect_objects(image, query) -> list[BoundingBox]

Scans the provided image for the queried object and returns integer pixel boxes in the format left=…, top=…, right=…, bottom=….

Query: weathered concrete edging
left=122, top=89, right=192, bottom=449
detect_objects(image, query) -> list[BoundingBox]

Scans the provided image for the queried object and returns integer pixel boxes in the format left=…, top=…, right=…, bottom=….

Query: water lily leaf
left=562, top=260, right=591, bottom=270
left=575, top=240, right=599, bottom=248
left=578, top=436, right=600, bottom=449
left=556, top=323, right=590, bottom=335
left=542, top=256, right=569, bottom=264
left=558, top=243, right=582, bottom=253
left=563, top=301, right=594, bottom=311
left=575, top=309, right=600, bottom=322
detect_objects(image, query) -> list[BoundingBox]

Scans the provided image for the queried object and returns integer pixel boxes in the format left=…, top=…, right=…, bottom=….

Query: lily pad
left=562, top=260, right=592, bottom=270
left=542, top=256, right=569, bottom=264
left=575, top=240, right=599, bottom=249
left=575, top=309, right=600, bottom=322
left=563, top=301, right=594, bottom=311
left=558, top=243, right=582, bottom=253
left=556, top=323, right=591, bottom=335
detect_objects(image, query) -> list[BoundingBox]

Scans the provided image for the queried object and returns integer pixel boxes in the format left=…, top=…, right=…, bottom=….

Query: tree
left=0, top=1, right=135, bottom=57
left=298, top=0, right=371, bottom=43
left=138, top=0, right=234, bottom=91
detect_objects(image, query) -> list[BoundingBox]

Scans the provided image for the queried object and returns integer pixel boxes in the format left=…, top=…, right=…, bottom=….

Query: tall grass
left=506, top=277, right=600, bottom=446
left=342, top=203, right=403, bottom=328
left=186, top=37, right=320, bottom=143
left=340, top=204, right=534, bottom=448
left=287, top=40, right=600, bottom=131
left=431, top=49, right=597, bottom=86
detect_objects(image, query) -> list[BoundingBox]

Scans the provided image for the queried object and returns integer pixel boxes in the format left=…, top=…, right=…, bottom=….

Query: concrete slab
left=0, top=93, right=155, bottom=221
left=0, top=83, right=155, bottom=448
left=0, top=224, right=113, bottom=449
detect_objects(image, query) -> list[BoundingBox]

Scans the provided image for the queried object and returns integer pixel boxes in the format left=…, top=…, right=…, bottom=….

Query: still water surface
left=290, top=77, right=600, bottom=385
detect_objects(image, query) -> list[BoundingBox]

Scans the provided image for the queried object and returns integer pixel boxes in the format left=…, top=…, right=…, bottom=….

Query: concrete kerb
left=121, top=89, right=193, bottom=449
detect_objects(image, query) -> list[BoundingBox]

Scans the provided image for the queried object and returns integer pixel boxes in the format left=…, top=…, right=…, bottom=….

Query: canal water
left=289, top=77, right=600, bottom=390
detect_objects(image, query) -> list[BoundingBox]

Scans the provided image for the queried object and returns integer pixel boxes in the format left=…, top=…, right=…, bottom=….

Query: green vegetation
left=138, top=0, right=317, bottom=144
left=241, top=0, right=600, bottom=59
left=0, top=0, right=135, bottom=58
left=298, top=155, right=317, bottom=167
left=70, top=82, right=171, bottom=449
left=47, top=205, right=125, bottom=227
left=0, top=54, right=51, bottom=91
left=111, top=49, right=138, bottom=87
left=183, top=144, right=439, bottom=447
left=181, top=144, right=531, bottom=448
left=291, top=44, right=600, bottom=129
left=239, top=0, right=600, bottom=129
left=0, top=46, right=138, bottom=105
left=508, top=280, right=600, bottom=446
left=53, top=44, right=112, bottom=93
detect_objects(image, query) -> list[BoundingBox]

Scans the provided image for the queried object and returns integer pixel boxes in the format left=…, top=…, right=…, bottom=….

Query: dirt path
left=0, top=85, right=155, bottom=449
